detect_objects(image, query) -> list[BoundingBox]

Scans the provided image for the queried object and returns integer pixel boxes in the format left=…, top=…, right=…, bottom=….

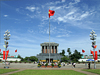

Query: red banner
left=3, top=50, right=9, bottom=60
left=94, top=51, right=98, bottom=60
left=6, top=50, right=9, bottom=59
left=3, top=51, right=5, bottom=60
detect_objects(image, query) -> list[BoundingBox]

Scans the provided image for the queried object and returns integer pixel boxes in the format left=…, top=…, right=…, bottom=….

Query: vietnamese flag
left=15, top=49, right=17, bottom=52
left=0, top=49, right=1, bottom=52
left=48, top=10, right=55, bottom=18
left=82, top=49, right=85, bottom=53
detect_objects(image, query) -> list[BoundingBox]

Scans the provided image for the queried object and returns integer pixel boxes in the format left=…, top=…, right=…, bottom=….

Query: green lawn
left=82, top=69, right=100, bottom=74
left=10, top=70, right=86, bottom=75
left=0, top=69, right=19, bottom=74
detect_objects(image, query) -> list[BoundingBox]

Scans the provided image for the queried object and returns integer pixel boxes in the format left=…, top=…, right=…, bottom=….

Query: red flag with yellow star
left=48, top=10, right=55, bottom=18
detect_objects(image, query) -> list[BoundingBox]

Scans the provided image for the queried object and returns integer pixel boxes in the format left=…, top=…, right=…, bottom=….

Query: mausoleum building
left=36, top=42, right=63, bottom=62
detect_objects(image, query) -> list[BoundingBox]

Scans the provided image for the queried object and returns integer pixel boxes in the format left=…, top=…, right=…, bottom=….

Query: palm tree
left=67, top=48, right=71, bottom=58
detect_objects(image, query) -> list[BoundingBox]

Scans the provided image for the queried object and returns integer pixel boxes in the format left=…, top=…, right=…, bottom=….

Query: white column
left=54, top=46, right=55, bottom=53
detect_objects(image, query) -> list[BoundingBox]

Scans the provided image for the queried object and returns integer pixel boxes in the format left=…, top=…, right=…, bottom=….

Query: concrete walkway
left=0, top=68, right=99, bottom=75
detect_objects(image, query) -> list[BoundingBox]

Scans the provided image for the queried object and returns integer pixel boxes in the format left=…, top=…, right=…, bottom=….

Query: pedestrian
left=64, top=62, right=65, bottom=66
left=73, top=63, right=76, bottom=68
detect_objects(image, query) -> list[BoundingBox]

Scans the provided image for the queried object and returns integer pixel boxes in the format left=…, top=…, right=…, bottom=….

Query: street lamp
left=90, top=30, right=97, bottom=69
left=4, top=30, right=11, bottom=68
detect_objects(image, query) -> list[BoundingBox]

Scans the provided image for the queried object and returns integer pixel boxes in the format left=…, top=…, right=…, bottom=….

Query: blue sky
left=0, top=0, right=100, bottom=58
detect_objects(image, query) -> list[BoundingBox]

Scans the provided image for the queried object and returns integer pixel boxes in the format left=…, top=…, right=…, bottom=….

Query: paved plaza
left=0, top=63, right=100, bottom=75
left=0, top=63, right=100, bottom=69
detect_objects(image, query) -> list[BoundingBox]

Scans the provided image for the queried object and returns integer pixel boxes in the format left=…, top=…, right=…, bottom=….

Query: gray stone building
left=36, top=42, right=63, bottom=62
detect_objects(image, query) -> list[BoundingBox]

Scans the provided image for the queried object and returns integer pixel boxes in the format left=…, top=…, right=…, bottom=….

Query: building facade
left=36, top=42, right=63, bottom=62
left=0, top=55, right=21, bottom=61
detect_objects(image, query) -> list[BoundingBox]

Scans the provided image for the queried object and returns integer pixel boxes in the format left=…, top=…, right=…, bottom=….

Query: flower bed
left=41, top=65, right=58, bottom=68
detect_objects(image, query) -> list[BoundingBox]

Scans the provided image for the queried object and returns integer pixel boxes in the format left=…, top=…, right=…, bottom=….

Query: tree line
left=59, top=48, right=83, bottom=62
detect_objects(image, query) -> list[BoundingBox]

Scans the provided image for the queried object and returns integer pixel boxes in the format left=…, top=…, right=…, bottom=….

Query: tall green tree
left=29, top=56, right=38, bottom=62
left=61, top=56, right=69, bottom=62
left=70, top=50, right=83, bottom=62
left=67, top=48, right=71, bottom=57
left=59, top=49, right=65, bottom=56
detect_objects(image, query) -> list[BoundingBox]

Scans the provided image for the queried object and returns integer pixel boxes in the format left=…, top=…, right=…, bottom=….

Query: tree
left=0, top=52, right=3, bottom=55
left=61, top=56, right=69, bottom=62
left=67, top=48, right=71, bottom=57
left=24, top=57, right=30, bottom=61
left=70, top=50, right=83, bottom=62
left=29, top=56, right=38, bottom=62
left=59, top=49, right=65, bottom=56
left=17, top=54, right=23, bottom=61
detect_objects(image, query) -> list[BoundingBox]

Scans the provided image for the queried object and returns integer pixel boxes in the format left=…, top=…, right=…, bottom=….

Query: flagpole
left=49, top=16, right=50, bottom=65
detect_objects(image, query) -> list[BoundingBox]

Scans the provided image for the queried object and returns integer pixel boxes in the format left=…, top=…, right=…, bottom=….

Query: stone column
left=44, top=46, right=45, bottom=53
left=41, top=46, right=42, bottom=53
left=54, top=46, right=55, bottom=53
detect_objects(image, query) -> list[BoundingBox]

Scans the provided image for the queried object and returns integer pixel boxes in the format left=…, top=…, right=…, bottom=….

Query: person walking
left=73, top=63, right=76, bottom=68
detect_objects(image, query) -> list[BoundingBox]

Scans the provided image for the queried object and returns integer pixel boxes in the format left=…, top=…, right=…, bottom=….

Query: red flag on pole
left=0, top=49, right=1, bottom=52
left=48, top=10, right=55, bottom=18
left=94, top=51, right=98, bottom=60
left=3, top=51, right=5, bottom=60
left=82, top=49, right=85, bottom=53
left=15, top=49, right=17, bottom=52
left=6, top=50, right=9, bottom=59
left=90, top=50, right=94, bottom=58
left=99, top=50, right=100, bottom=52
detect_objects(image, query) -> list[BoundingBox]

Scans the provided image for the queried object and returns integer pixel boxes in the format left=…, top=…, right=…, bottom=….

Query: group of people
left=61, top=62, right=65, bottom=66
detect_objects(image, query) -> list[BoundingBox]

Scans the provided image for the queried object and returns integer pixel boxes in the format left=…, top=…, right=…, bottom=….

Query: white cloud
left=4, top=15, right=8, bottom=17
left=62, top=0, right=65, bottom=2
left=26, top=6, right=39, bottom=12
left=75, top=0, right=80, bottom=3
left=81, top=12, right=89, bottom=18
left=56, top=34, right=69, bottom=37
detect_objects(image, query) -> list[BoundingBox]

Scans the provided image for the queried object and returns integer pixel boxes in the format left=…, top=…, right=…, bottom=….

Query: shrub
left=58, top=63, right=61, bottom=67
left=51, top=63, right=54, bottom=67
left=10, top=61, right=13, bottom=63
left=38, top=63, right=41, bottom=67
left=45, top=63, right=48, bottom=67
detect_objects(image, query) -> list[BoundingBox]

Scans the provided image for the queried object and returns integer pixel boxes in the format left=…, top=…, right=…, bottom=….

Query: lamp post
left=90, top=30, right=97, bottom=69
left=4, top=30, right=11, bottom=68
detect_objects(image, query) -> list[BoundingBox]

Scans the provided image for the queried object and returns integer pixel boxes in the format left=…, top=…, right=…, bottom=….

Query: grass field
left=0, top=69, right=19, bottom=74
left=10, top=70, right=86, bottom=75
left=82, top=69, right=100, bottom=74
